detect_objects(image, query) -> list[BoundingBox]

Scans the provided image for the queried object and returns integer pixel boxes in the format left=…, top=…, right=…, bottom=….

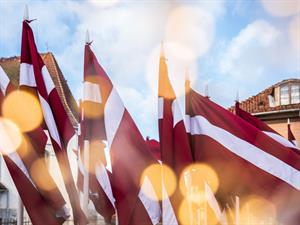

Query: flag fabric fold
left=185, top=83, right=300, bottom=225
left=84, top=44, right=161, bottom=225
left=157, top=48, right=193, bottom=225
left=235, top=101, right=299, bottom=152
left=20, top=20, right=87, bottom=225
left=0, top=66, right=66, bottom=225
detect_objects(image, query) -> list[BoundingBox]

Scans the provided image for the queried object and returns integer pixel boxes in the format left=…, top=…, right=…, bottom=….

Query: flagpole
left=17, top=5, right=28, bottom=225
left=235, top=196, right=240, bottom=225
left=83, top=140, right=90, bottom=216
left=82, top=31, right=91, bottom=217
left=17, top=195, right=24, bottom=225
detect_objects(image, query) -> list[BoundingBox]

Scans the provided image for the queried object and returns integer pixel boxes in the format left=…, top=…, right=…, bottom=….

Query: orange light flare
left=178, top=163, right=220, bottom=225
left=179, top=197, right=219, bottom=225
left=82, top=75, right=105, bottom=119
left=0, top=118, right=23, bottom=155
left=240, top=195, right=277, bottom=225
left=140, top=163, right=177, bottom=201
left=179, top=163, right=219, bottom=198
left=87, top=140, right=107, bottom=174
left=30, top=158, right=59, bottom=192
left=2, top=90, right=43, bottom=132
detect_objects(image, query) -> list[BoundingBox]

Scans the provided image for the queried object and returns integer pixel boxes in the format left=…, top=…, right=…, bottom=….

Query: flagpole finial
left=236, top=91, right=239, bottom=102
left=185, top=68, right=190, bottom=82
left=85, top=30, right=90, bottom=44
left=205, top=84, right=210, bottom=98
left=160, top=41, right=165, bottom=58
left=287, top=118, right=291, bottom=124
left=23, top=4, right=29, bottom=21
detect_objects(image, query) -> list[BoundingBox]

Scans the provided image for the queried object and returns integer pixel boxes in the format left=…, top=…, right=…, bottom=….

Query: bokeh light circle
left=140, top=163, right=177, bottom=201
left=2, top=90, right=43, bottom=132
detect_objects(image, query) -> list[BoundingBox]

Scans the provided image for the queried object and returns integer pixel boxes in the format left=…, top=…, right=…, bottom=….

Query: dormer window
left=280, top=85, right=289, bottom=105
left=279, top=82, right=300, bottom=105
left=291, top=84, right=300, bottom=104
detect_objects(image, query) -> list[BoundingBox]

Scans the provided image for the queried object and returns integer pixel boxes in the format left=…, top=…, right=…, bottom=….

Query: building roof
left=229, top=79, right=300, bottom=115
left=0, top=52, right=79, bottom=126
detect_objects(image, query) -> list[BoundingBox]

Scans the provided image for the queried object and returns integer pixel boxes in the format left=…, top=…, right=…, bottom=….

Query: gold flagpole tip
left=23, top=4, right=29, bottom=21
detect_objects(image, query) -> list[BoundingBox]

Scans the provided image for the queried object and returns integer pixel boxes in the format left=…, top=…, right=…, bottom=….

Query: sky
left=0, top=0, right=299, bottom=139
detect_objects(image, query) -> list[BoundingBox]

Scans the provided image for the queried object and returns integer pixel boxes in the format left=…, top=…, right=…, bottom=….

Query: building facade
left=230, top=78, right=300, bottom=145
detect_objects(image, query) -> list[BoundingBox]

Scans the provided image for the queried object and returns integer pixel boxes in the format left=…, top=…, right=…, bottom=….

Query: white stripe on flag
left=0, top=66, right=10, bottom=94
left=205, top=182, right=227, bottom=225
left=184, top=114, right=191, bottom=133
left=41, top=66, right=55, bottom=95
left=39, top=94, right=62, bottom=147
left=171, top=98, right=182, bottom=128
left=7, top=152, right=35, bottom=186
left=158, top=97, right=164, bottom=120
left=95, top=164, right=115, bottom=208
left=264, top=131, right=300, bottom=150
left=83, top=81, right=102, bottom=103
left=104, top=87, right=125, bottom=148
left=190, top=115, right=300, bottom=190
left=139, top=176, right=161, bottom=225
left=19, top=63, right=36, bottom=87
left=292, top=140, right=299, bottom=148
left=162, top=184, right=178, bottom=225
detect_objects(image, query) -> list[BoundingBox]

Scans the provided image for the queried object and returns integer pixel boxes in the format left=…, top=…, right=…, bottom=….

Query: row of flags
left=0, top=9, right=299, bottom=225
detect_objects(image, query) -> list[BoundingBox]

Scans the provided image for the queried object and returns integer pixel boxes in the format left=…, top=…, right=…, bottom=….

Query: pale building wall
left=267, top=120, right=300, bottom=146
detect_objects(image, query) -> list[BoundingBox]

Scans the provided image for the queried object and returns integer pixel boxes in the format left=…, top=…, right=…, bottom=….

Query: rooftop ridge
left=0, top=52, right=51, bottom=62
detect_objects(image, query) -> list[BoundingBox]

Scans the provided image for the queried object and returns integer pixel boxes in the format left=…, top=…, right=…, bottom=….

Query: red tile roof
left=0, top=52, right=79, bottom=126
left=229, top=79, right=300, bottom=114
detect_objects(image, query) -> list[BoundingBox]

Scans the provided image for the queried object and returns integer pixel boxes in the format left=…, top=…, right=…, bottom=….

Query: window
left=280, top=85, right=289, bottom=105
left=291, top=84, right=300, bottom=104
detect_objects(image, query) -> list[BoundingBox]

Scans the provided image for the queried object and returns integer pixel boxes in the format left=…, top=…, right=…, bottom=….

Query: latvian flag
left=288, top=119, right=298, bottom=148
left=157, top=46, right=193, bottom=225
left=80, top=57, right=116, bottom=223
left=20, top=19, right=87, bottom=225
left=235, top=101, right=299, bottom=152
left=185, top=82, right=300, bottom=225
left=83, top=43, right=161, bottom=225
left=0, top=66, right=67, bottom=225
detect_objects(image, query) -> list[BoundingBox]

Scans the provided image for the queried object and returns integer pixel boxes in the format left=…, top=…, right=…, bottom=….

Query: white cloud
left=260, top=0, right=300, bottom=17
left=217, top=19, right=300, bottom=105
left=0, top=0, right=225, bottom=137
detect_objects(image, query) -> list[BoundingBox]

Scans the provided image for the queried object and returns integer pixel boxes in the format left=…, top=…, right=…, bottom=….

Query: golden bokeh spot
left=2, top=90, right=43, bottom=132
left=179, top=198, right=219, bottom=225
left=240, top=195, right=277, bottom=225
left=0, top=118, right=22, bottom=155
left=179, top=163, right=219, bottom=197
left=30, top=158, right=57, bottom=192
left=82, top=101, right=104, bottom=119
left=140, top=163, right=176, bottom=201
left=88, top=140, right=107, bottom=174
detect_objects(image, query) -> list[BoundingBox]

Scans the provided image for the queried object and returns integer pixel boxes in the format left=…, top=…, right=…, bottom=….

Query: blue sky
left=0, top=0, right=299, bottom=139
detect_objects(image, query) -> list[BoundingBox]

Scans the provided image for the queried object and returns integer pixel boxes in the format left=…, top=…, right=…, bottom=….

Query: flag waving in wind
left=81, top=35, right=116, bottom=222
left=83, top=42, right=161, bottom=225
left=235, top=100, right=299, bottom=152
left=157, top=45, right=193, bottom=225
left=0, top=66, right=67, bottom=225
left=185, top=81, right=300, bottom=225
left=19, top=18, right=87, bottom=225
